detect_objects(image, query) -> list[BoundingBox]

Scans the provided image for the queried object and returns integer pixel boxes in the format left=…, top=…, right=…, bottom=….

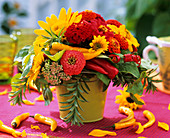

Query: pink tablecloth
left=0, top=83, right=170, bottom=138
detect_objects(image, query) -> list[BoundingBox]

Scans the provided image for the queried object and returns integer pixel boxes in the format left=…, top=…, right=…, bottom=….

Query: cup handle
left=142, top=45, right=159, bottom=60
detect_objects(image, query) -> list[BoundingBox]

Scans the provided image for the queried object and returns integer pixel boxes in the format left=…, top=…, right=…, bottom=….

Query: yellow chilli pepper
left=52, top=42, right=89, bottom=53
left=30, top=114, right=57, bottom=131
left=118, top=106, right=134, bottom=123
left=143, top=110, right=155, bottom=129
left=0, top=120, right=22, bottom=137
left=104, top=119, right=136, bottom=130
left=11, top=112, right=30, bottom=128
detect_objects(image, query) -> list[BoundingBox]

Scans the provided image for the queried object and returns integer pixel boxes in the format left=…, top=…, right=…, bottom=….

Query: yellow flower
left=107, top=24, right=119, bottom=34
left=89, top=35, right=109, bottom=52
left=34, top=8, right=82, bottom=48
left=115, top=86, right=145, bottom=110
left=126, top=30, right=140, bottom=48
left=27, top=52, right=44, bottom=83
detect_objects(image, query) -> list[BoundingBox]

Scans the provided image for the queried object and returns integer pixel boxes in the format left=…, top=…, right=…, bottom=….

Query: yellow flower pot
left=56, top=76, right=107, bottom=123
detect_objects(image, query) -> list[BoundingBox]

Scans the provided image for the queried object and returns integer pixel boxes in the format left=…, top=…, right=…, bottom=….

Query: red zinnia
left=60, top=50, right=86, bottom=76
left=106, top=19, right=122, bottom=28
left=114, top=34, right=129, bottom=50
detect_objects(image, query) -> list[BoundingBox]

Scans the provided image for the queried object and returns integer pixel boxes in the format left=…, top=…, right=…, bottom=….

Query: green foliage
left=9, top=73, right=28, bottom=105
left=14, top=45, right=30, bottom=63
left=125, top=0, right=170, bottom=57
left=59, top=77, right=91, bottom=126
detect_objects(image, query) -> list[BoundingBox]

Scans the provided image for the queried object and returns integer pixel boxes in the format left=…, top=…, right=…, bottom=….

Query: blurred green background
left=125, top=0, right=170, bottom=58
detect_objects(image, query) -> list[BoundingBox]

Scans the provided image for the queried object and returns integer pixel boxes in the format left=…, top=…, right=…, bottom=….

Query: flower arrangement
left=10, top=8, right=159, bottom=125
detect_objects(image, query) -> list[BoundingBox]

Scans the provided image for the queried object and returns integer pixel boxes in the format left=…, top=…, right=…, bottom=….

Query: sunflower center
left=126, top=97, right=134, bottom=103
left=68, top=57, right=77, bottom=65
left=93, top=43, right=101, bottom=51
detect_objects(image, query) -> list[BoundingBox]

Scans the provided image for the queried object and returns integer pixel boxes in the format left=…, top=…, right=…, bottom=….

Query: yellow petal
left=66, top=8, right=72, bottom=22
left=0, top=89, right=8, bottom=95
left=59, top=8, right=67, bottom=21
left=74, top=14, right=82, bottom=23
left=23, top=100, right=35, bottom=105
left=88, top=129, right=117, bottom=137
left=31, top=125, right=40, bottom=130
left=41, top=133, right=49, bottom=138
left=51, top=14, right=58, bottom=23
left=69, top=11, right=78, bottom=25
left=158, top=121, right=169, bottom=131
left=133, top=122, right=144, bottom=134
left=138, top=137, right=147, bottom=138
left=38, top=21, right=49, bottom=30
left=34, top=94, right=44, bottom=101
left=22, top=130, right=27, bottom=137
left=34, top=29, right=50, bottom=37
left=168, top=104, right=170, bottom=110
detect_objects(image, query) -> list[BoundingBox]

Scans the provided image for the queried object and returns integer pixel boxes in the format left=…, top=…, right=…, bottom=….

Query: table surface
left=0, top=83, right=170, bottom=138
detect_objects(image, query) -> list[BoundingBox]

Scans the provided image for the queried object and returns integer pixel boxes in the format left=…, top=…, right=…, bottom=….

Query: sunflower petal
left=59, top=8, right=67, bottom=21
left=168, top=103, right=170, bottom=110
left=74, top=14, right=82, bottom=23
left=158, top=121, right=169, bottom=131
left=50, top=14, right=58, bottom=23
left=38, top=21, right=49, bottom=30
left=66, top=8, right=72, bottom=22
left=69, top=11, right=78, bottom=25
left=88, top=129, right=117, bottom=137
left=34, top=29, right=50, bottom=37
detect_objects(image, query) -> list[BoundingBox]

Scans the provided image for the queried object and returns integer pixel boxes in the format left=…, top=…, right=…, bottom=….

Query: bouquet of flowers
left=10, top=8, right=159, bottom=125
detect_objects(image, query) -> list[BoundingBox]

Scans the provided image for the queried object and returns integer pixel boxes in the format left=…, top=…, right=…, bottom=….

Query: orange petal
left=133, top=122, right=144, bottom=134
left=88, top=129, right=117, bottom=137
left=158, top=121, right=169, bottom=131
left=0, top=89, right=8, bottom=95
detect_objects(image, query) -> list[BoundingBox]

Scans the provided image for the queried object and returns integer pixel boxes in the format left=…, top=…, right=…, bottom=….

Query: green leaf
left=17, top=11, right=27, bottom=16
left=95, top=72, right=111, bottom=86
left=14, top=45, right=30, bottom=63
left=97, top=55, right=109, bottom=58
left=2, top=2, right=12, bottom=14
left=130, top=93, right=144, bottom=105
left=66, top=87, right=76, bottom=91
left=118, top=62, right=140, bottom=78
left=127, top=81, right=143, bottom=95
left=43, top=86, right=53, bottom=106
left=11, top=73, right=22, bottom=91
left=21, top=54, right=34, bottom=78
left=43, top=49, right=65, bottom=61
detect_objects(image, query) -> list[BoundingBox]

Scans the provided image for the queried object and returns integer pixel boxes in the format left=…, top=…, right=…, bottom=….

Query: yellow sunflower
left=34, top=8, right=82, bottom=49
left=26, top=44, right=44, bottom=84
left=115, top=86, right=145, bottom=110
left=89, top=35, right=109, bottom=52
